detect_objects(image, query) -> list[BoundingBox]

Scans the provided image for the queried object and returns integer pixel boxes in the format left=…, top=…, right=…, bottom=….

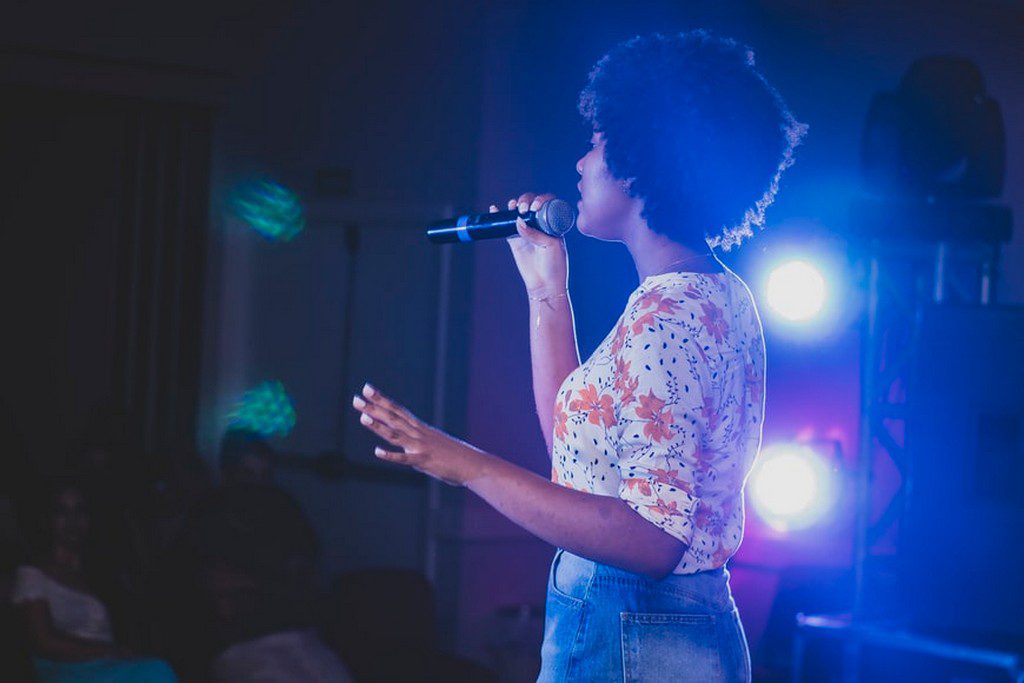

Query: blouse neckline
left=640, top=268, right=729, bottom=288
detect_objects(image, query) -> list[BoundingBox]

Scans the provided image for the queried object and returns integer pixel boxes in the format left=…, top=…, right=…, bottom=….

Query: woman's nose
left=576, top=156, right=584, bottom=176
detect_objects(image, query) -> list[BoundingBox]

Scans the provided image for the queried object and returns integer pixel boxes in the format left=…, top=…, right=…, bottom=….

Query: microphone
left=426, top=199, right=577, bottom=244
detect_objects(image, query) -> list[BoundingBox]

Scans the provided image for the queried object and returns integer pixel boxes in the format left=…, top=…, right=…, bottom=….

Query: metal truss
left=851, top=237, right=1000, bottom=618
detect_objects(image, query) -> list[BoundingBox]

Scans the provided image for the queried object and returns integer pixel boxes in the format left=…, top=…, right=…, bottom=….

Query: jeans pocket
left=549, top=550, right=587, bottom=607
left=539, top=552, right=592, bottom=682
left=620, top=612, right=725, bottom=682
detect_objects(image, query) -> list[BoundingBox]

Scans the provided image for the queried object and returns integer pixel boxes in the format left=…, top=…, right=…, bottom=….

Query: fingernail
left=374, top=446, right=385, bottom=457
left=360, top=413, right=373, bottom=425
left=362, top=383, right=375, bottom=397
left=518, top=202, right=528, bottom=213
left=352, top=396, right=366, bottom=409
left=489, top=204, right=497, bottom=211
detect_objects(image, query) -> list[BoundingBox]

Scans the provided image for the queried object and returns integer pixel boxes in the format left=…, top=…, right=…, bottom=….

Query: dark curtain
left=0, top=85, right=212, bottom=479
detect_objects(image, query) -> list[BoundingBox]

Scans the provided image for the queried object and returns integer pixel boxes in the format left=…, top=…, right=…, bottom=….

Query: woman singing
left=352, top=31, right=805, bottom=682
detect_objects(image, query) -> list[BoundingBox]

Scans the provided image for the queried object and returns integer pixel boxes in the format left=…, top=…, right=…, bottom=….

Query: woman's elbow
left=638, top=539, right=687, bottom=580
left=616, top=502, right=688, bottom=579
left=641, top=558, right=681, bottom=581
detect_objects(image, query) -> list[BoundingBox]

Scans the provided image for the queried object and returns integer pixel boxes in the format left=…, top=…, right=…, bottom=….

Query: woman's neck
left=625, top=224, right=721, bottom=281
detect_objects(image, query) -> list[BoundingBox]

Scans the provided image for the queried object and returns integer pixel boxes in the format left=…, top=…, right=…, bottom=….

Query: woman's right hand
left=492, top=192, right=568, bottom=294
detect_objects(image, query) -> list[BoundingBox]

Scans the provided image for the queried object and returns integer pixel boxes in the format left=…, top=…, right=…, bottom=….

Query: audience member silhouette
left=166, top=429, right=350, bottom=682
left=10, top=478, right=178, bottom=682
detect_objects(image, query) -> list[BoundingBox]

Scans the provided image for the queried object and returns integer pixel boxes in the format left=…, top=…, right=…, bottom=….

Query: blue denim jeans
left=538, top=549, right=751, bottom=682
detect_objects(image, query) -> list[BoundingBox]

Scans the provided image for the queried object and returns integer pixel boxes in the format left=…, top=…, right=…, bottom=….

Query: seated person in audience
left=217, top=428, right=276, bottom=487
left=166, top=430, right=350, bottom=682
left=11, top=479, right=178, bottom=683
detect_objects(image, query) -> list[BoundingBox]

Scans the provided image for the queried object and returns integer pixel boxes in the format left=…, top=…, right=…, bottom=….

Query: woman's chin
left=576, top=222, right=589, bottom=237
left=576, top=219, right=617, bottom=242
left=576, top=212, right=600, bottom=239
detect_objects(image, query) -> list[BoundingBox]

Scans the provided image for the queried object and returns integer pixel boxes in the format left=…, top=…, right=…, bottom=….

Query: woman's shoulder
left=619, top=269, right=760, bottom=356
left=13, top=564, right=46, bottom=581
left=626, top=271, right=737, bottom=319
left=11, top=564, right=52, bottom=603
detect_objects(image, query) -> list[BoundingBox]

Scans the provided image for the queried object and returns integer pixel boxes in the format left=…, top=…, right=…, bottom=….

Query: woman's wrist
left=528, top=291, right=569, bottom=310
left=526, top=282, right=569, bottom=299
left=527, top=287, right=570, bottom=328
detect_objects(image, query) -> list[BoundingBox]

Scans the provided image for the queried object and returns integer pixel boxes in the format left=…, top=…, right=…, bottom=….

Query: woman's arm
left=18, top=601, right=123, bottom=662
left=353, top=386, right=685, bottom=579
left=526, top=285, right=580, bottom=457
left=467, top=453, right=686, bottom=579
left=500, top=193, right=581, bottom=457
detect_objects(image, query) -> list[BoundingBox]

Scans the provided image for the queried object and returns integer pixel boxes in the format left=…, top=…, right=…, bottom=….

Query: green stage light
left=226, top=381, right=297, bottom=437
left=227, top=179, right=305, bottom=242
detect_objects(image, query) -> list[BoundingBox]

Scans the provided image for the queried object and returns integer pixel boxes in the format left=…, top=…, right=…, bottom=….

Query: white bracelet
left=528, top=290, right=568, bottom=328
left=528, top=291, right=569, bottom=306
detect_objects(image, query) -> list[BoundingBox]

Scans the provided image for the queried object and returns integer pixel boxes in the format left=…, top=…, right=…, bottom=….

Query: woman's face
left=52, top=488, right=89, bottom=549
left=575, top=132, right=638, bottom=241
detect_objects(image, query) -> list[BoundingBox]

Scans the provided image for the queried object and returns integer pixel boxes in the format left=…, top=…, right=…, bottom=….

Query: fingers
left=356, top=407, right=410, bottom=448
left=499, top=193, right=562, bottom=247
left=373, top=446, right=412, bottom=465
left=500, top=193, right=557, bottom=214
left=515, top=216, right=542, bottom=245
left=352, top=384, right=420, bottom=446
left=529, top=193, right=557, bottom=212
left=361, top=383, right=420, bottom=429
left=512, top=193, right=538, bottom=214
left=516, top=215, right=562, bottom=249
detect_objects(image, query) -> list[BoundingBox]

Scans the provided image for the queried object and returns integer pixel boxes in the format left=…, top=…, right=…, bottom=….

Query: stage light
left=765, top=260, right=827, bottom=322
left=749, top=443, right=837, bottom=531
left=227, top=178, right=305, bottom=242
left=227, top=381, right=297, bottom=437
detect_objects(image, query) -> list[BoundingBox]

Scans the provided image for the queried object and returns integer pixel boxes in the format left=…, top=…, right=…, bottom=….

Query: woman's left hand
left=352, top=383, right=491, bottom=486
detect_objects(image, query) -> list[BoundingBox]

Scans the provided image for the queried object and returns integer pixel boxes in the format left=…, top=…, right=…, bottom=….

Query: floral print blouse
left=551, top=269, right=765, bottom=574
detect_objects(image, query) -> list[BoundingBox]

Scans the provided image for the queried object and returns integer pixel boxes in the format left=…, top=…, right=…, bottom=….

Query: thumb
left=515, top=216, right=560, bottom=248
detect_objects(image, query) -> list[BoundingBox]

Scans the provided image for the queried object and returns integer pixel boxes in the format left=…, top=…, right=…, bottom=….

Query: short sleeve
left=11, top=565, right=49, bottom=605
left=612, top=289, right=710, bottom=546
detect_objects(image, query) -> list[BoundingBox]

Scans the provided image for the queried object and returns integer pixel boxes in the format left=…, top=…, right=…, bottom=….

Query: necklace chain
left=654, top=252, right=714, bottom=275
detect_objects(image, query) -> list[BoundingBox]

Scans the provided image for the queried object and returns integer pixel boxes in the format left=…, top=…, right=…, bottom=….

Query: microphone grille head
left=536, top=199, right=577, bottom=237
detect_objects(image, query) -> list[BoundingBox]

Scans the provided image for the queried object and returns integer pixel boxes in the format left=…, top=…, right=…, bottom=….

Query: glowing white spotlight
left=765, top=260, right=827, bottom=322
left=749, top=443, right=836, bottom=531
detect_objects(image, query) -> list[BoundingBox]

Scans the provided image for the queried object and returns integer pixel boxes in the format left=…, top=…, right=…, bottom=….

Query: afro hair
left=579, top=30, right=807, bottom=250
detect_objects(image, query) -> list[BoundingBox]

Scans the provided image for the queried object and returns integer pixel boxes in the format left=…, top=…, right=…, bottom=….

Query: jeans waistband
left=554, top=549, right=736, bottom=613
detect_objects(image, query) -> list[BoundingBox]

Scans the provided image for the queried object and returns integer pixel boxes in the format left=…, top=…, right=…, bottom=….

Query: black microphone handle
left=427, top=209, right=534, bottom=244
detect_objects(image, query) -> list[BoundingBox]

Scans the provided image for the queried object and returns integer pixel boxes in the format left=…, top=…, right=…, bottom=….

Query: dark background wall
left=1, top=0, right=1021, bottom=672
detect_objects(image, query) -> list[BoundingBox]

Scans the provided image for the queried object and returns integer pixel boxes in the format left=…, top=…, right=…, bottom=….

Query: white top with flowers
left=551, top=269, right=765, bottom=574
